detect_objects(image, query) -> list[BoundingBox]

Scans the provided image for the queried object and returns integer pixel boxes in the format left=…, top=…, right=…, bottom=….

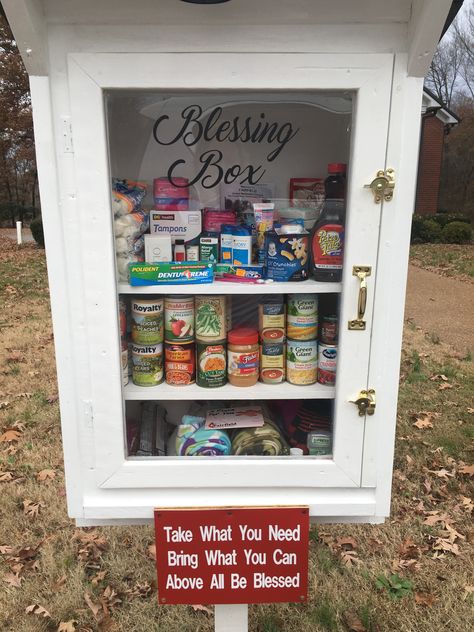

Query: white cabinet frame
left=66, top=52, right=393, bottom=497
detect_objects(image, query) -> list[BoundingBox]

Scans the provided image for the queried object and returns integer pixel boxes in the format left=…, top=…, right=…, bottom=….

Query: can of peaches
left=164, top=296, right=194, bottom=343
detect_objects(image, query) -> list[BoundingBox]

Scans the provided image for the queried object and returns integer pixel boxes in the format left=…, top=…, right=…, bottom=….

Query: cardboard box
left=144, top=234, right=172, bottom=263
left=149, top=210, right=202, bottom=244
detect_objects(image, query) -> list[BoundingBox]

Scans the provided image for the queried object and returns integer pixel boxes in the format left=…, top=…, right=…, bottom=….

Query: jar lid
left=290, top=448, right=304, bottom=456
left=228, top=327, right=259, bottom=345
left=327, top=162, right=347, bottom=174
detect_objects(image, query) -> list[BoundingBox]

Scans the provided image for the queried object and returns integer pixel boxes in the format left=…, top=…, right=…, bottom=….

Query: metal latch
left=364, top=168, right=395, bottom=203
left=348, top=266, right=371, bottom=331
left=350, top=389, right=376, bottom=416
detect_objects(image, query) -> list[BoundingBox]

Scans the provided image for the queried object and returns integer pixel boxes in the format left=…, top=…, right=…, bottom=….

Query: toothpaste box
left=265, top=228, right=309, bottom=282
left=129, top=262, right=214, bottom=286
left=149, top=210, right=202, bottom=244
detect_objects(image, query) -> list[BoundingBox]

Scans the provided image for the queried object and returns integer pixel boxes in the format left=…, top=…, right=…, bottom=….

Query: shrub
left=432, top=213, right=470, bottom=227
left=417, top=218, right=442, bottom=243
left=30, top=215, right=44, bottom=248
left=441, top=221, right=472, bottom=244
left=410, top=214, right=426, bottom=243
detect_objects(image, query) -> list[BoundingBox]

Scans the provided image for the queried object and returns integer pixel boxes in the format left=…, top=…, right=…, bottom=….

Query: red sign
left=154, top=506, right=309, bottom=605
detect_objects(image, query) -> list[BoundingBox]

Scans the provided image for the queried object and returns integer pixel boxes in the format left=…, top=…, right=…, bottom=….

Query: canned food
left=164, top=296, right=194, bottom=342
left=225, top=295, right=232, bottom=333
left=287, top=294, right=318, bottom=341
left=286, top=339, right=317, bottom=385
left=131, top=297, right=164, bottom=345
left=260, top=340, right=285, bottom=384
left=260, top=328, right=285, bottom=344
left=118, top=297, right=127, bottom=339
left=195, top=295, right=226, bottom=343
left=197, top=341, right=227, bottom=388
left=258, top=299, right=286, bottom=331
left=131, top=343, right=163, bottom=387
left=318, top=343, right=337, bottom=385
left=165, top=341, right=195, bottom=385
left=321, top=315, right=338, bottom=344
left=121, top=339, right=129, bottom=387
left=307, top=430, right=332, bottom=456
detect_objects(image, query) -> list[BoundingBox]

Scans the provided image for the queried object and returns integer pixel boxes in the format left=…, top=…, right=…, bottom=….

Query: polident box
left=149, top=210, right=201, bottom=244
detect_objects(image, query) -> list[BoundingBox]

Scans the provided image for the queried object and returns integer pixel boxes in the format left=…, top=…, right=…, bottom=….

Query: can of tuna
left=286, top=339, right=317, bottom=385
left=321, top=315, right=338, bottom=344
left=164, top=296, right=194, bottom=342
left=287, top=294, right=318, bottom=341
left=131, top=343, right=163, bottom=387
left=121, top=339, right=129, bottom=387
left=197, top=341, right=227, bottom=388
left=195, top=295, right=226, bottom=343
left=131, top=297, right=163, bottom=345
left=307, top=430, right=332, bottom=456
left=165, top=341, right=195, bottom=385
left=318, top=343, right=337, bottom=385
left=260, top=340, right=285, bottom=384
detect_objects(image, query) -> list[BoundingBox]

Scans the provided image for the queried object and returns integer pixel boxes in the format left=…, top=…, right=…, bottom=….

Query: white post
left=215, top=605, right=248, bottom=632
left=16, top=221, right=22, bottom=245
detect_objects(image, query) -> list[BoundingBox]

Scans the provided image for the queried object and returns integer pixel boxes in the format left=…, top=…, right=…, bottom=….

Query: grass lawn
left=0, top=239, right=473, bottom=631
left=410, top=244, right=474, bottom=282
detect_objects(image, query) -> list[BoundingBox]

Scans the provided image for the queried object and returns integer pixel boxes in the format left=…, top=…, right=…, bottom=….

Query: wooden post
left=16, top=221, right=22, bottom=245
left=215, top=605, right=248, bottom=632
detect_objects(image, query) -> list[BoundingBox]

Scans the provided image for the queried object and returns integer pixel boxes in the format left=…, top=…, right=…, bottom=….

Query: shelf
left=123, top=381, right=335, bottom=401
left=118, top=279, right=342, bottom=295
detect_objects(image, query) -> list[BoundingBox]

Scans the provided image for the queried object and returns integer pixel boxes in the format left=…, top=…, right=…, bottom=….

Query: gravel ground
left=405, top=263, right=474, bottom=354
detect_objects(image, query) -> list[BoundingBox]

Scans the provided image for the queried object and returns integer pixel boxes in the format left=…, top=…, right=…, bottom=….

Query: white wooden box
left=2, top=0, right=452, bottom=526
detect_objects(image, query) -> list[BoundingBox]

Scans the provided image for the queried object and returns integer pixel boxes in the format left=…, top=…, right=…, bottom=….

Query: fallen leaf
left=47, top=394, right=59, bottom=404
left=430, top=374, right=448, bottom=382
left=99, top=585, right=122, bottom=615
left=467, top=408, right=474, bottom=414
left=0, top=401, right=9, bottom=409
left=432, top=538, right=460, bottom=556
left=57, top=621, right=78, bottom=632
left=459, top=464, right=474, bottom=476
left=415, top=592, right=437, bottom=607
left=23, top=499, right=45, bottom=518
left=438, top=382, right=453, bottom=391
left=343, top=611, right=367, bottom=631
left=124, top=580, right=153, bottom=599
left=340, top=549, right=360, bottom=567
left=3, top=573, right=23, bottom=588
left=406, top=455, right=414, bottom=465
left=367, top=537, right=384, bottom=553
left=0, top=471, right=14, bottom=482
left=37, top=469, right=56, bottom=482
left=460, top=496, right=473, bottom=514
left=7, top=351, right=25, bottom=363
left=52, top=574, right=68, bottom=591
left=16, top=392, right=32, bottom=399
left=25, top=604, right=51, bottom=618
left=336, top=536, right=358, bottom=550
left=463, top=585, right=474, bottom=600
left=84, top=592, right=101, bottom=617
left=191, top=604, right=212, bottom=615
left=413, top=417, right=433, bottom=430
left=0, top=429, right=22, bottom=443
left=428, top=468, right=454, bottom=480
left=91, top=570, right=107, bottom=585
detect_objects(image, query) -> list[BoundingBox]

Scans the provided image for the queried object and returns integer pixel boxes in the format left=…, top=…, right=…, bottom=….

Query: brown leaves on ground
left=84, top=586, right=122, bottom=621
left=0, top=428, right=22, bottom=443
left=459, top=463, right=474, bottom=476
left=25, top=603, right=51, bottom=618
left=190, top=604, right=212, bottom=615
left=58, top=621, right=78, bottom=632
left=415, top=592, right=437, bottom=607
left=412, top=411, right=439, bottom=430
left=343, top=611, right=368, bottom=631
left=74, top=529, right=109, bottom=568
left=392, top=537, right=427, bottom=573
left=1, top=542, right=41, bottom=587
left=124, top=580, right=154, bottom=599
left=22, top=498, right=46, bottom=518
left=37, top=468, right=56, bottom=482
left=319, top=533, right=360, bottom=567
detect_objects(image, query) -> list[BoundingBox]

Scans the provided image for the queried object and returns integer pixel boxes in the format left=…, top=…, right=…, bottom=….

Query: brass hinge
left=350, top=389, right=376, bottom=416
left=364, top=168, right=395, bottom=203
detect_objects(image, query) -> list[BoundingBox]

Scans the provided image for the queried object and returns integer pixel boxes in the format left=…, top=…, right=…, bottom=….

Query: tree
left=0, top=13, right=38, bottom=226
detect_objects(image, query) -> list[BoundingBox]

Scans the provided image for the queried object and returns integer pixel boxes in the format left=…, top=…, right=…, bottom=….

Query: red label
left=154, top=506, right=309, bottom=605
left=312, top=224, right=344, bottom=269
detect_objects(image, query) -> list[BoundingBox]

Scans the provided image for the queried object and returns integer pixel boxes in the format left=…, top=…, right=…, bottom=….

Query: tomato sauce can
left=260, top=340, right=285, bottom=384
left=286, top=339, right=317, bottom=385
left=321, top=315, right=338, bottom=344
left=286, top=294, right=318, bottom=341
left=131, top=297, right=164, bottom=345
left=318, top=343, right=337, bottom=385
left=164, top=296, right=194, bottom=343
left=131, top=343, right=163, bottom=387
left=195, top=295, right=226, bottom=343
left=196, top=341, right=227, bottom=388
left=165, top=341, right=196, bottom=385
left=118, top=297, right=127, bottom=339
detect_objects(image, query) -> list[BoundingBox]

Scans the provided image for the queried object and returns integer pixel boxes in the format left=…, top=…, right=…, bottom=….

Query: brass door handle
left=350, top=389, right=376, bottom=416
left=348, top=266, right=371, bottom=331
left=364, top=168, right=395, bottom=203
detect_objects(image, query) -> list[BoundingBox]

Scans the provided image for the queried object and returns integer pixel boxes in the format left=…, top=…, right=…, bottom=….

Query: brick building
left=415, top=88, right=459, bottom=215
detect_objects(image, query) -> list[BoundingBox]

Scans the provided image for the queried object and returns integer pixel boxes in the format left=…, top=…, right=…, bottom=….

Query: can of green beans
left=195, top=295, right=226, bottom=343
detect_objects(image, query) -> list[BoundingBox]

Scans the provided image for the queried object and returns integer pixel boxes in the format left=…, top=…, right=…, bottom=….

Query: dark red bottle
left=310, top=163, right=346, bottom=282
